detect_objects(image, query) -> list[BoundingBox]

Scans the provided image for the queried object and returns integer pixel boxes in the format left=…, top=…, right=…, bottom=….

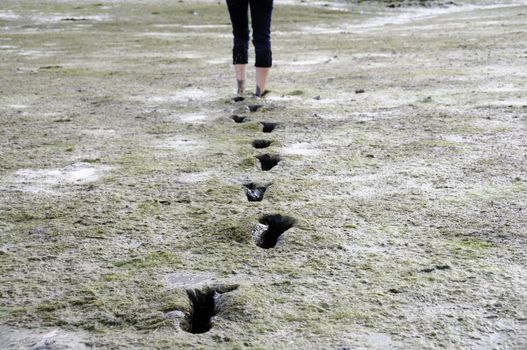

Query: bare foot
left=254, top=87, right=270, bottom=98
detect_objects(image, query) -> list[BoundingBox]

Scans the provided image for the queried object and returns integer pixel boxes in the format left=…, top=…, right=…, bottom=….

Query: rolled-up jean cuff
left=233, top=46, right=248, bottom=65
left=255, top=49, right=272, bottom=68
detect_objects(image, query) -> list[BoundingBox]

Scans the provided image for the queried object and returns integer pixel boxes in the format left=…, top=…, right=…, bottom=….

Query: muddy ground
left=1, top=0, right=526, bottom=349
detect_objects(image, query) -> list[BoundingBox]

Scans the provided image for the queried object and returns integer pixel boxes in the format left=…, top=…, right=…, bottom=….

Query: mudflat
left=1, top=0, right=526, bottom=348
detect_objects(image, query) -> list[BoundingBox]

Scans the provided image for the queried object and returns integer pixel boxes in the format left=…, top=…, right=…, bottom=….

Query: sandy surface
left=1, top=0, right=526, bottom=348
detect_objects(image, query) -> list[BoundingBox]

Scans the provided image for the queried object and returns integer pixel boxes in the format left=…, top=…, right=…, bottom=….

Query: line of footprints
left=181, top=97, right=297, bottom=334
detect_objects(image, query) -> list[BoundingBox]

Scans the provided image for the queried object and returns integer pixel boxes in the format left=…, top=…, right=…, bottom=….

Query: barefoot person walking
left=226, top=0, right=274, bottom=97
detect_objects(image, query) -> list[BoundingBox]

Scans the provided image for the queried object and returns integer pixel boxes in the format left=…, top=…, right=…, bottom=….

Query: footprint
left=243, top=182, right=271, bottom=202
left=181, top=285, right=238, bottom=334
left=247, top=105, right=263, bottom=113
left=254, top=214, right=297, bottom=249
left=251, top=139, right=273, bottom=149
left=261, top=122, right=278, bottom=133
left=256, top=154, right=281, bottom=171
left=231, top=115, right=248, bottom=123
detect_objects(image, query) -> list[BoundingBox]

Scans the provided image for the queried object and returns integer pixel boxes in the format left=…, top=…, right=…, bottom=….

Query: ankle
left=237, top=79, right=246, bottom=95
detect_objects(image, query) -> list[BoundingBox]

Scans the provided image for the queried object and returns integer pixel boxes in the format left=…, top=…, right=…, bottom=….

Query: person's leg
left=234, top=64, right=247, bottom=95
left=226, top=0, right=250, bottom=94
left=255, top=67, right=269, bottom=97
left=250, top=0, right=273, bottom=96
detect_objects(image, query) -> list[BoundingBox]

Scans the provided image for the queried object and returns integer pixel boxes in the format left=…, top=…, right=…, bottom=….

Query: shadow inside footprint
left=230, top=115, right=247, bottom=123
left=252, top=139, right=273, bottom=149
left=247, top=104, right=263, bottom=112
left=256, top=214, right=297, bottom=249
left=232, top=96, right=245, bottom=102
left=183, top=288, right=215, bottom=334
left=182, top=285, right=238, bottom=334
left=243, top=182, right=271, bottom=202
left=256, top=154, right=281, bottom=171
left=261, top=122, right=278, bottom=133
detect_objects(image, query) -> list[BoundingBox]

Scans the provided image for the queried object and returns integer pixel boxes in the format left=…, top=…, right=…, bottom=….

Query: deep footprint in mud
left=181, top=285, right=238, bottom=334
left=256, top=154, right=281, bottom=171
left=254, top=214, right=297, bottom=249
left=260, top=122, right=278, bottom=133
left=247, top=104, right=263, bottom=112
left=252, top=139, right=273, bottom=149
left=230, top=115, right=248, bottom=123
left=243, top=182, right=271, bottom=202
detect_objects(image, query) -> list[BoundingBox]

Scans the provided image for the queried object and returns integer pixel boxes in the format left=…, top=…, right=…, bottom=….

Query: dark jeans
left=226, top=0, right=273, bottom=68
